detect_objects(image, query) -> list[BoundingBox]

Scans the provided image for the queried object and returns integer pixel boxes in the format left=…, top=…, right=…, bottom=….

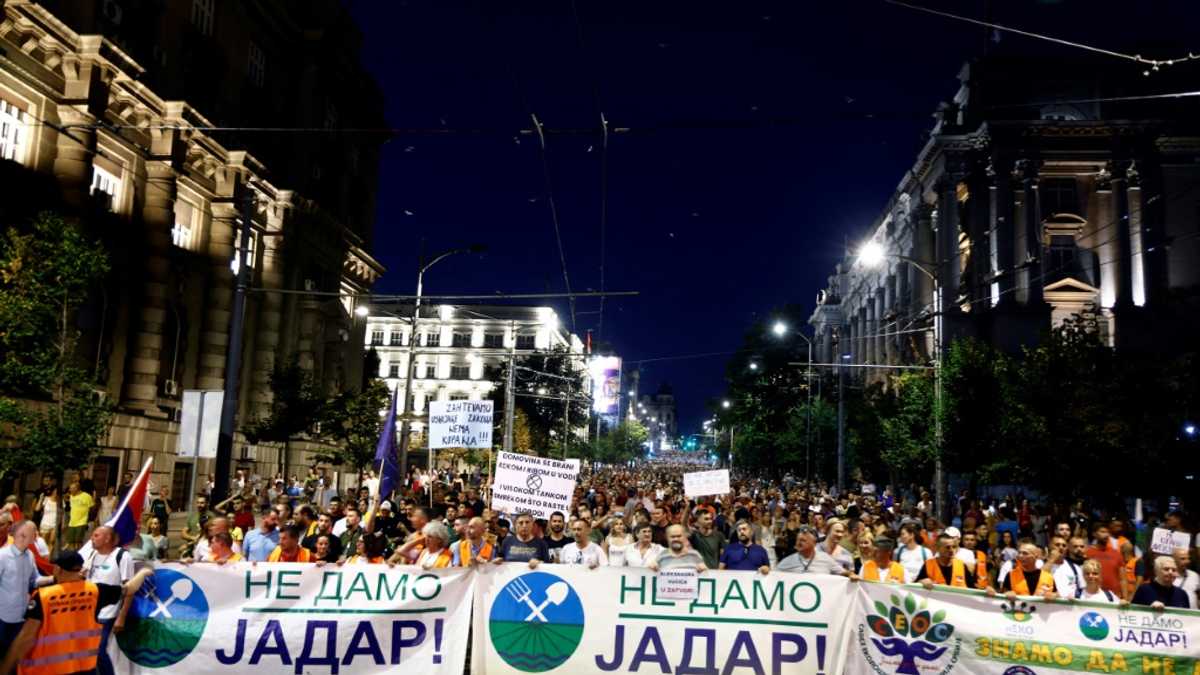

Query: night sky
left=346, top=0, right=1198, bottom=434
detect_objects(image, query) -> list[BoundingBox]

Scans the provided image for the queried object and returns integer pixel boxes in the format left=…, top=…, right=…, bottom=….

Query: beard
left=670, top=541, right=684, bottom=553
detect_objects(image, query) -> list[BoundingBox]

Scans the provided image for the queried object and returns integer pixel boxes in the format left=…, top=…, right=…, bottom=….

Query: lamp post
left=772, top=321, right=814, bottom=483
left=397, top=245, right=485, bottom=489
left=857, top=240, right=946, bottom=521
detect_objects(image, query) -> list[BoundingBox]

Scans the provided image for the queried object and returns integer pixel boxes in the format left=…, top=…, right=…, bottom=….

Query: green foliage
left=488, top=347, right=590, bottom=455
left=311, top=379, right=391, bottom=474
left=242, top=356, right=326, bottom=445
left=583, top=418, right=649, bottom=465
left=0, top=212, right=113, bottom=479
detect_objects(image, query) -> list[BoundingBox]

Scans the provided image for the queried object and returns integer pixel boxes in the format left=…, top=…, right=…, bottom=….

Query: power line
left=884, top=0, right=1200, bottom=75
left=530, top=113, right=578, bottom=334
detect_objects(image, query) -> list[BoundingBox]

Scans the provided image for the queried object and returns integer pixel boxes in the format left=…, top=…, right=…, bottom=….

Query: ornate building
left=0, top=0, right=385, bottom=504
left=810, top=54, right=1200, bottom=380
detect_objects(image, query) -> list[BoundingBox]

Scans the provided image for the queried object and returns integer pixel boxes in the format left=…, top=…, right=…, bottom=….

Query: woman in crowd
left=147, top=516, right=169, bottom=561
left=97, top=485, right=117, bottom=525
left=624, top=523, right=664, bottom=568
left=603, top=518, right=632, bottom=566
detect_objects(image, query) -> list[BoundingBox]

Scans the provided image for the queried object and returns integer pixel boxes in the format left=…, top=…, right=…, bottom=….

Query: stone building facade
left=0, top=0, right=385, bottom=505
left=810, top=55, right=1200, bottom=380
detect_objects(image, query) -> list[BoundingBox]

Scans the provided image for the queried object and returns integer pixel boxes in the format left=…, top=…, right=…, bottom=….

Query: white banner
left=683, top=469, right=730, bottom=498
left=471, top=564, right=856, bottom=674
left=1150, top=527, right=1191, bottom=555
left=428, top=400, right=494, bottom=449
left=177, top=390, right=223, bottom=458
left=491, top=452, right=580, bottom=519
left=114, top=563, right=473, bottom=674
left=845, top=581, right=1200, bottom=674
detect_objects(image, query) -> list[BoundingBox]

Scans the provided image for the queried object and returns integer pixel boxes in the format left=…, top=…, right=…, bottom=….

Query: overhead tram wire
left=530, top=113, right=578, bottom=335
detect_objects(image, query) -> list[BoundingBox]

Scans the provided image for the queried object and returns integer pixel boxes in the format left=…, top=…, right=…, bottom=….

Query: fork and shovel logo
left=117, top=568, right=210, bottom=668
left=489, top=572, right=586, bottom=672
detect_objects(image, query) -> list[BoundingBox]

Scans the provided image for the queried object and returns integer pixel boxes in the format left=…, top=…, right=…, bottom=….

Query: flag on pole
left=105, top=457, right=153, bottom=546
left=375, top=387, right=400, bottom=500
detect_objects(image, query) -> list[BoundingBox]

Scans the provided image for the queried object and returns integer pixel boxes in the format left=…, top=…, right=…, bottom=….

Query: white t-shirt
left=954, top=548, right=979, bottom=567
left=559, top=542, right=608, bottom=567
left=1077, top=588, right=1118, bottom=603
left=193, top=535, right=242, bottom=561
left=1175, top=570, right=1200, bottom=610
left=624, top=543, right=664, bottom=568
left=82, top=547, right=134, bottom=620
left=1053, top=560, right=1086, bottom=599
left=896, top=545, right=933, bottom=583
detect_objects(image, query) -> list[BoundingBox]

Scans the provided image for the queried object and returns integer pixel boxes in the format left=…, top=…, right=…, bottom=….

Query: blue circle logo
left=488, top=572, right=585, bottom=672
left=1002, top=667, right=1037, bottom=675
left=1079, top=612, right=1109, bottom=641
left=117, top=568, right=209, bottom=668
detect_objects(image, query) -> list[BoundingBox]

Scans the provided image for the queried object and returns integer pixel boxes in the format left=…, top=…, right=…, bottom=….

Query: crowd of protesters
left=0, top=461, right=1197, bottom=673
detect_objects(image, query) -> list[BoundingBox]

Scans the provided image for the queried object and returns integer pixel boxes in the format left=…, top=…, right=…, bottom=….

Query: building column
left=121, top=159, right=176, bottom=411
left=865, top=300, right=876, bottom=366
left=1125, top=163, right=1146, bottom=307
left=52, top=105, right=96, bottom=209
left=884, top=275, right=896, bottom=365
left=1016, top=159, right=1045, bottom=305
left=250, top=200, right=288, bottom=418
left=988, top=158, right=1016, bottom=306
left=935, top=176, right=962, bottom=313
left=197, top=201, right=238, bottom=390
left=913, top=205, right=935, bottom=318
left=874, top=288, right=886, bottom=367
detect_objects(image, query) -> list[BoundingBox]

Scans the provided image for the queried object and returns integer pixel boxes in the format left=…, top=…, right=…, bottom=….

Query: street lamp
left=397, top=244, right=486, bottom=486
left=772, top=321, right=788, bottom=337
left=856, top=239, right=945, bottom=520
left=354, top=305, right=370, bottom=318
left=722, top=400, right=731, bottom=409
left=749, top=362, right=758, bottom=371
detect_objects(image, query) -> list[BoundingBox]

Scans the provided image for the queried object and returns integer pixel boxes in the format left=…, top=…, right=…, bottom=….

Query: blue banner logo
left=489, top=572, right=585, bottom=672
left=117, top=568, right=209, bottom=667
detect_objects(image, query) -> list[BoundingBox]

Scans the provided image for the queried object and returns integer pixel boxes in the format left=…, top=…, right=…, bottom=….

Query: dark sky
left=346, top=0, right=1198, bottom=434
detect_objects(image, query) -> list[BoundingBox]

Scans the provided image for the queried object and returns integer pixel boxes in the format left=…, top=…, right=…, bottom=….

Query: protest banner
left=683, top=469, right=730, bottom=498
left=656, top=568, right=699, bottom=601
left=428, top=399, right=494, bottom=449
left=845, top=581, right=1200, bottom=674
left=114, top=563, right=473, bottom=674
left=491, top=451, right=580, bottom=519
left=471, top=564, right=856, bottom=674
left=1150, top=527, right=1192, bottom=555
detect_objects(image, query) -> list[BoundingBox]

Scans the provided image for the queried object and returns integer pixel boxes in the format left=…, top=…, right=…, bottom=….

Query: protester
left=302, top=512, right=344, bottom=561
left=860, top=536, right=906, bottom=583
left=0, top=522, right=46, bottom=659
left=559, top=519, right=607, bottom=568
left=624, top=523, right=664, bottom=568
left=1132, top=556, right=1190, bottom=609
left=63, top=482, right=93, bottom=551
left=894, top=523, right=932, bottom=582
left=917, top=533, right=976, bottom=589
left=1172, top=548, right=1199, bottom=609
left=778, top=525, right=856, bottom=577
left=408, top=523, right=452, bottom=570
left=243, top=509, right=280, bottom=563
left=603, top=519, right=632, bottom=566
left=1074, top=560, right=1123, bottom=604
left=997, top=543, right=1057, bottom=600
left=268, top=525, right=312, bottom=563
left=79, top=526, right=134, bottom=675
left=649, top=525, right=706, bottom=572
left=544, top=511, right=570, bottom=562
left=718, top=520, right=770, bottom=574
left=1053, top=536, right=1088, bottom=600
left=956, top=530, right=990, bottom=589
left=452, top=517, right=495, bottom=566
left=688, top=510, right=726, bottom=570
left=33, top=485, right=59, bottom=555
left=1085, top=523, right=1126, bottom=597
left=495, top=513, right=547, bottom=567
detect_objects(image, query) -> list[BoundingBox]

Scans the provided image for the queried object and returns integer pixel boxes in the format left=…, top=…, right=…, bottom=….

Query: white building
left=363, top=304, right=587, bottom=439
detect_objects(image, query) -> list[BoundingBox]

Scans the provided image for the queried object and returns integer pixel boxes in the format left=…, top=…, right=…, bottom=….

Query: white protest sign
left=683, top=469, right=730, bottom=498
left=1150, top=527, right=1191, bottom=555
left=177, top=390, right=223, bottom=459
left=491, top=452, right=580, bottom=519
left=656, top=568, right=698, bottom=601
left=428, top=400, right=493, bottom=449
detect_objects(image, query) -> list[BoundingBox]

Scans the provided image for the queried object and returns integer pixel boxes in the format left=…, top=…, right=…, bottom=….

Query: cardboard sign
left=491, top=451, right=580, bottom=519
left=428, top=400, right=493, bottom=449
left=656, top=568, right=699, bottom=601
left=1150, top=527, right=1191, bottom=555
left=683, top=469, right=730, bottom=498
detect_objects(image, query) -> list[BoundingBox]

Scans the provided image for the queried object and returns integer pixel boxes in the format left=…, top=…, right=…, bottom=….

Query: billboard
left=588, top=355, right=621, bottom=415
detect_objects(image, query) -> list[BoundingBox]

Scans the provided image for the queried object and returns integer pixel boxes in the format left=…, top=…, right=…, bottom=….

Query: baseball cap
left=53, top=550, right=84, bottom=572
left=944, top=526, right=962, bottom=538
left=379, top=501, right=393, bottom=511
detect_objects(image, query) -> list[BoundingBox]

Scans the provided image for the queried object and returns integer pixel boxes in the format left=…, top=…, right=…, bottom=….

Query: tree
left=311, top=379, right=391, bottom=481
left=0, top=213, right=112, bottom=482
left=242, top=356, right=328, bottom=479
left=488, top=347, right=590, bottom=455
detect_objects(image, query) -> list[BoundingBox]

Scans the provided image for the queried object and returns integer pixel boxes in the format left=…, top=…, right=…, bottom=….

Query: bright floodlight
left=772, top=321, right=787, bottom=337
left=858, top=240, right=886, bottom=267
left=749, top=362, right=759, bottom=370
left=722, top=400, right=731, bottom=409
left=1186, top=423, right=1198, bottom=436
left=354, top=305, right=370, bottom=317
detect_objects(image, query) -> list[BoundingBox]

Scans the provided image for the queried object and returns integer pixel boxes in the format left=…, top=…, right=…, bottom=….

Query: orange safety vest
left=421, top=548, right=453, bottom=569
left=268, top=546, right=312, bottom=563
left=971, top=550, right=989, bottom=589
left=458, top=539, right=494, bottom=565
left=1009, top=565, right=1055, bottom=596
left=862, top=559, right=906, bottom=583
left=924, top=558, right=968, bottom=587
left=1124, top=557, right=1138, bottom=591
left=19, top=581, right=103, bottom=675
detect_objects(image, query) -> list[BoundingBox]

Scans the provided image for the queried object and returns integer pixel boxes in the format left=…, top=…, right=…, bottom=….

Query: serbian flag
left=106, top=457, right=153, bottom=546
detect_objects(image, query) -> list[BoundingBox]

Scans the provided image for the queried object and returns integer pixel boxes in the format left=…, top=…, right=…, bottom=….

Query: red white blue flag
left=106, top=457, right=153, bottom=546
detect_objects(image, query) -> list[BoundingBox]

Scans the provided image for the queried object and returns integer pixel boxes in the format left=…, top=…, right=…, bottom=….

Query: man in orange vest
left=267, top=525, right=313, bottom=563
left=957, top=530, right=990, bottom=589
left=917, top=533, right=975, bottom=589
left=860, top=537, right=906, bottom=583
left=994, top=543, right=1057, bottom=601
left=0, top=550, right=152, bottom=675
left=452, top=517, right=494, bottom=566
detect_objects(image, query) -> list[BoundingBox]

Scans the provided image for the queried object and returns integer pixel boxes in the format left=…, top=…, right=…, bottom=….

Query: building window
left=1041, top=178, right=1079, bottom=218
left=452, top=332, right=471, bottom=348
left=170, top=462, right=192, bottom=510
left=450, top=364, right=470, bottom=380
left=371, top=330, right=384, bottom=345
left=172, top=200, right=196, bottom=249
left=191, top=0, right=214, bottom=36
left=0, top=99, right=26, bottom=163
left=449, top=393, right=469, bottom=401
left=246, top=41, right=266, bottom=87
left=425, top=332, right=440, bottom=347
left=483, top=333, right=503, bottom=348
left=516, top=334, right=536, bottom=350
left=388, top=363, right=401, bottom=378
left=230, top=230, right=256, bottom=274
left=90, top=164, right=122, bottom=211
left=389, top=332, right=403, bottom=346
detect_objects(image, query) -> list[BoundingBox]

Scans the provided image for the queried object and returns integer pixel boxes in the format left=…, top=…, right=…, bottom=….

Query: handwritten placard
left=683, top=469, right=730, bottom=498
left=657, top=568, right=699, bottom=601
left=428, top=400, right=493, bottom=449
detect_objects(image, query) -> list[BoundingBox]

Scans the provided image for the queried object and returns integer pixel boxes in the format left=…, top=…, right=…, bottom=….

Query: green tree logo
left=865, top=593, right=955, bottom=675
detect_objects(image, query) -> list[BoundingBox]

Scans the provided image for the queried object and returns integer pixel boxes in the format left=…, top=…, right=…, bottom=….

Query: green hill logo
left=116, top=568, right=208, bottom=668
left=489, top=572, right=585, bottom=672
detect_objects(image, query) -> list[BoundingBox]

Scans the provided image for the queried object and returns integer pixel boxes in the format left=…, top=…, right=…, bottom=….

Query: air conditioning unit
left=162, top=379, right=179, bottom=397
left=239, top=446, right=257, bottom=461
left=102, top=0, right=123, bottom=24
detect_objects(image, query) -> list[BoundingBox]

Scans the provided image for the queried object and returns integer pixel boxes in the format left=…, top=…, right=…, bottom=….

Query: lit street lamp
left=857, top=239, right=946, bottom=521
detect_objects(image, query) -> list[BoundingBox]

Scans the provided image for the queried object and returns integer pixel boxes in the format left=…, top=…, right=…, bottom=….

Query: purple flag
left=375, top=387, right=399, bottom=500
